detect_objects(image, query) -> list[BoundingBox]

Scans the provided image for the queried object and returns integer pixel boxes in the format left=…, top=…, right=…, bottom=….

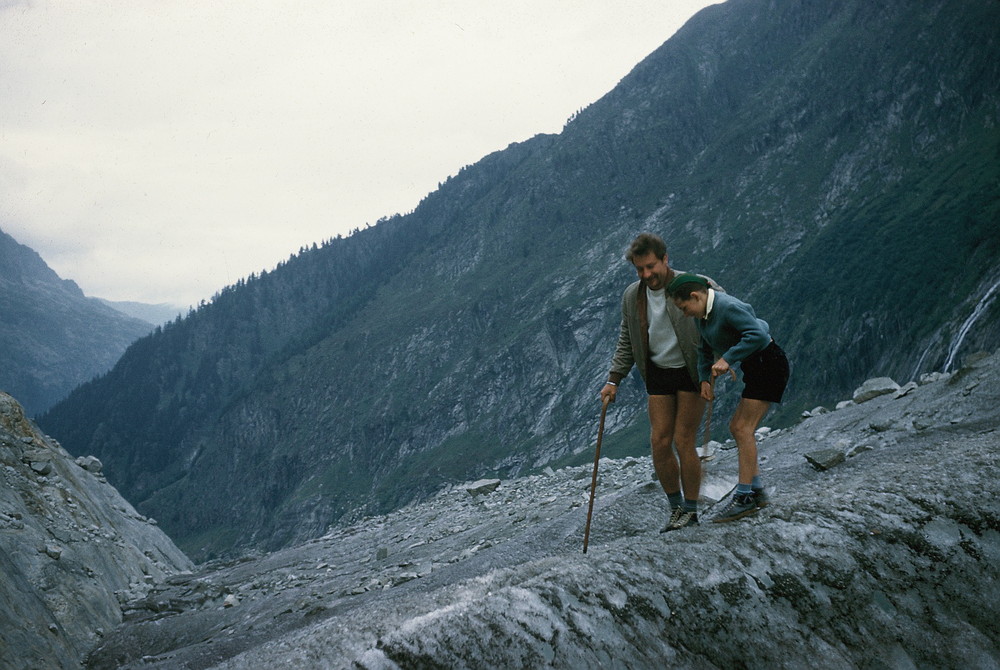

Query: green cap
left=667, top=273, right=709, bottom=294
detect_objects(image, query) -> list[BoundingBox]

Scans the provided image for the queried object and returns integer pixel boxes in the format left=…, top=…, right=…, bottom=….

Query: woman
left=668, top=273, right=790, bottom=522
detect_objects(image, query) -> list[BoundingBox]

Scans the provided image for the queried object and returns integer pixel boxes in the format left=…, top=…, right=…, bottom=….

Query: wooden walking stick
left=583, top=395, right=612, bottom=554
left=701, top=370, right=736, bottom=461
left=700, top=376, right=716, bottom=461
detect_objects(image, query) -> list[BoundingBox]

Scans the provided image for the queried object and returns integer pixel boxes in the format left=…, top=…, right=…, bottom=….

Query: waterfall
left=911, top=335, right=940, bottom=380
left=942, top=276, right=1000, bottom=372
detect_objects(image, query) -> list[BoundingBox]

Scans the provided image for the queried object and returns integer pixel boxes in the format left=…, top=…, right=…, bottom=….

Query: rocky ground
left=0, top=393, right=192, bottom=670
left=78, top=350, right=1000, bottom=669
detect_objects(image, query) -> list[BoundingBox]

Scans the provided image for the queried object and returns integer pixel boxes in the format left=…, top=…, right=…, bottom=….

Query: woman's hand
left=711, top=357, right=730, bottom=379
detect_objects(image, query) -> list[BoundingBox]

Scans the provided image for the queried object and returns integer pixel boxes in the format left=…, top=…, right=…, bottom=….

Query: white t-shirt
left=646, top=288, right=686, bottom=369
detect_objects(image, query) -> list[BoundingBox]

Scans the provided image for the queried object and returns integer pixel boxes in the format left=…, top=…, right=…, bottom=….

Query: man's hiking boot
left=712, top=492, right=759, bottom=523
left=659, top=507, right=684, bottom=533
left=753, top=487, right=769, bottom=509
left=666, top=509, right=698, bottom=531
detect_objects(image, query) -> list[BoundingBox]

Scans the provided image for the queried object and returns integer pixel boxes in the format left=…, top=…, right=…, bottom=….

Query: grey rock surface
left=86, top=351, right=1000, bottom=669
left=0, top=392, right=193, bottom=670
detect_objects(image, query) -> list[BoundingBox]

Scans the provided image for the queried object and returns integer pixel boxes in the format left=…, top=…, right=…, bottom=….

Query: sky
left=1, top=0, right=718, bottom=308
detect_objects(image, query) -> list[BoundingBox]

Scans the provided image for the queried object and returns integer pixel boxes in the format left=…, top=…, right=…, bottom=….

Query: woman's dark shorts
left=645, top=364, right=698, bottom=396
left=741, top=341, right=790, bottom=403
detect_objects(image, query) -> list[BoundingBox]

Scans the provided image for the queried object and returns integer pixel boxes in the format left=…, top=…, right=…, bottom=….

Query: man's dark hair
left=626, top=233, right=667, bottom=262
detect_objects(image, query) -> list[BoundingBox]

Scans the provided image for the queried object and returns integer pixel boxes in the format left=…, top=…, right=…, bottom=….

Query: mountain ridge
left=97, top=299, right=183, bottom=328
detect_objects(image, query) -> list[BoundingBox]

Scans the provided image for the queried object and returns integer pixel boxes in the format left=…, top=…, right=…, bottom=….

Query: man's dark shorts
left=645, top=364, right=698, bottom=396
left=741, top=341, right=790, bottom=403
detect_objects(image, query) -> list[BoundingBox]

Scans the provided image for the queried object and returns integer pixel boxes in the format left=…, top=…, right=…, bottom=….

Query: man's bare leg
left=647, top=394, right=680, bottom=495
left=673, top=390, right=706, bottom=502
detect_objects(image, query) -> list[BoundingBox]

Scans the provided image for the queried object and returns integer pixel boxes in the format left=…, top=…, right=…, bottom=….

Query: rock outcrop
left=85, top=350, right=1000, bottom=669
left=0, top=392, right=192, bottom=670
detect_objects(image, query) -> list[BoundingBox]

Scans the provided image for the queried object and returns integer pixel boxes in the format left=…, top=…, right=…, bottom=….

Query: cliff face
left=0, top=392, right=192, bottom=670
left=0, top=228, right=154, bottom=416
left=39, top=0, right=1000, bottom=561
left=85, top=349, right=1000, bottom=669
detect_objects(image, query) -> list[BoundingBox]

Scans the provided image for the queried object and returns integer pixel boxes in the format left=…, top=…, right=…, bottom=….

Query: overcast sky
left=1, top=0, right=718, bottom=307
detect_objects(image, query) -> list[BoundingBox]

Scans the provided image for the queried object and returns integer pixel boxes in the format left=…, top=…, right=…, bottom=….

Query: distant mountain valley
left=0, top=227, right=162, bottom=416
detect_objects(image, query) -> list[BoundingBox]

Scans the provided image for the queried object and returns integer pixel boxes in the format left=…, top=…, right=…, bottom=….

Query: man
left=600, top=233, right=719, bottom=531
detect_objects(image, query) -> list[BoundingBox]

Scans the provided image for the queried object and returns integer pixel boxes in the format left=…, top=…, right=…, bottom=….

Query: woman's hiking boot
left=712, top=492, right=759, bottom=523
left=753, top=487, right=769, bottom=509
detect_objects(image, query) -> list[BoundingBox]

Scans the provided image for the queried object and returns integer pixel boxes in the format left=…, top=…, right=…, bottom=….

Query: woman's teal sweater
left=697, top=290, right=771, bottom=383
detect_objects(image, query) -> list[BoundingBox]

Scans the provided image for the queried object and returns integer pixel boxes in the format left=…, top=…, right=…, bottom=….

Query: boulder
left=919, top=371, right=951, bottom=385
left=29, top=460, right=53, bottom=476
left=804, top=448, right=846, bottom=471
left=852, top=377, right=900, bottom=403
left=75, top=455, right=104, bottom=473
left=465, top=479, right=502, bottom=497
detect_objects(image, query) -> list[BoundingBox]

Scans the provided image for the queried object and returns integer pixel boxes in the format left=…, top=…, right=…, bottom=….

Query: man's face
left=631, top=251, right=670, bottom=290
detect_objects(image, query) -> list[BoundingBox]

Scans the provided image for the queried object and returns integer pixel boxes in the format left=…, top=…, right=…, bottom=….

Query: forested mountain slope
left=40, top=0, right=1000, bottom=560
